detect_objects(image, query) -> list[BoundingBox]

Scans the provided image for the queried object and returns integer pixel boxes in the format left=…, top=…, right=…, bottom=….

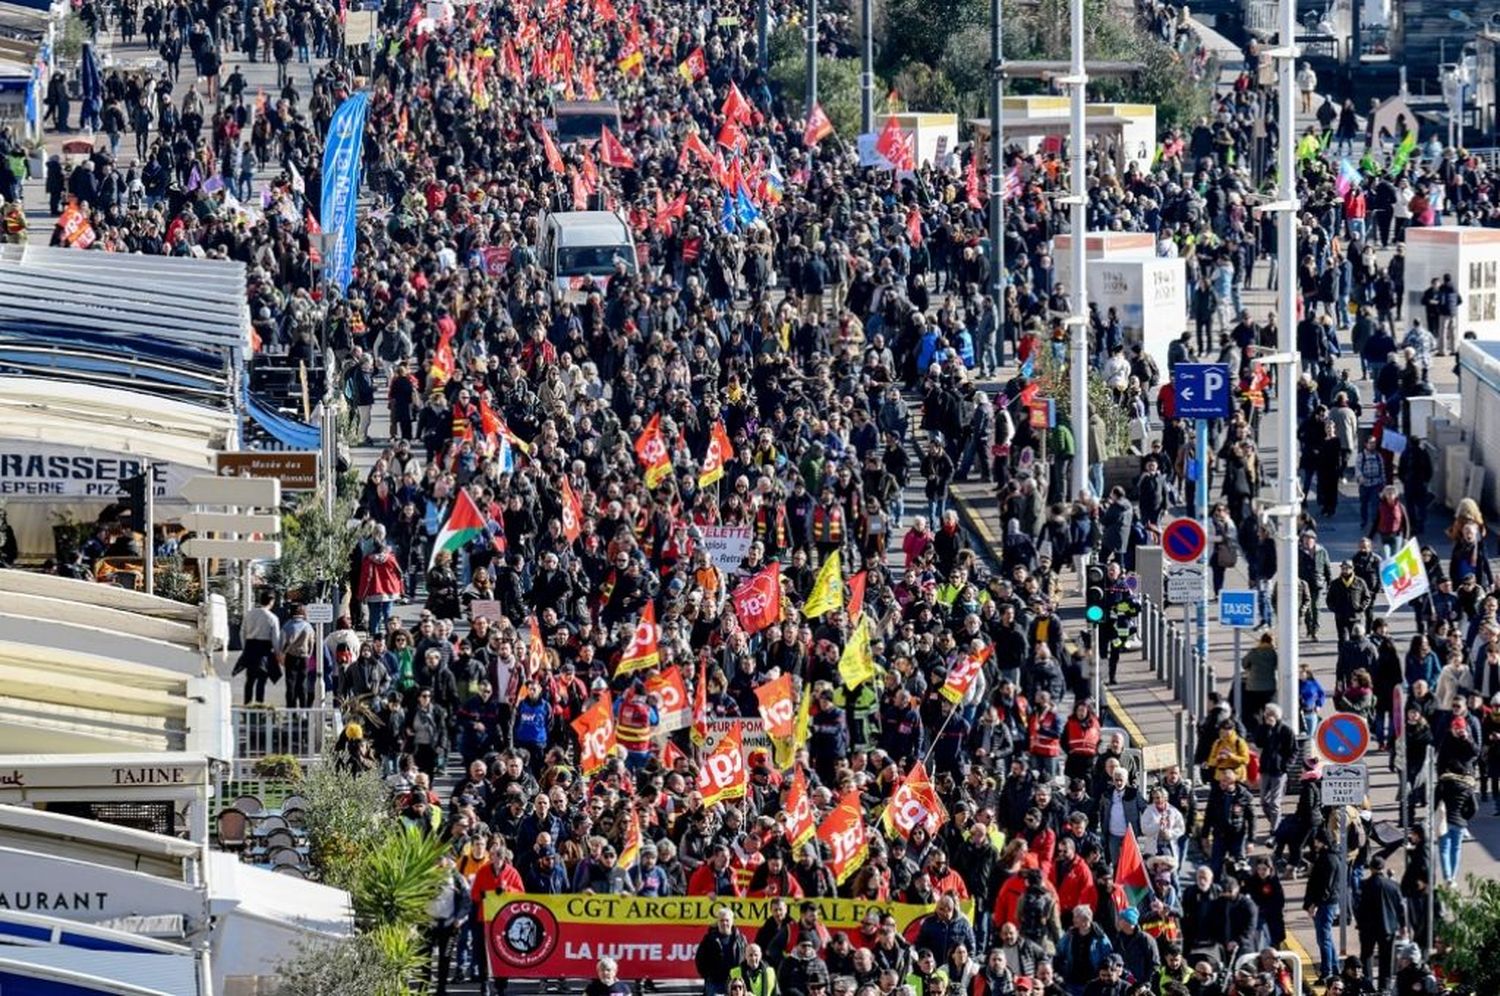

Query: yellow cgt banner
left=482, top=892, right=967, bottom=979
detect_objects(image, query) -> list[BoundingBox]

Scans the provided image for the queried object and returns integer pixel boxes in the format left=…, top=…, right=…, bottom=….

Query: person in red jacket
left=469, top=845, right=524, bottom=995
left=1052, top=835, right=1095, bottom=916
left=357, top=541, right=404, bottom=635
left=1062, top=700, right=1102, bottom=781
left=1028, top=692, right=1064, bottom=780
left=687, top=844, right=745, bottom=897
left=926, top=851, right=971, bottom=901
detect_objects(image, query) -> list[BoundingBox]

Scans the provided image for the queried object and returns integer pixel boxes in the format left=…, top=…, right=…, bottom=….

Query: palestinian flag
left=1115, top=824, right=1151, bottom=907
left=429, top=489, right=486, bottom=567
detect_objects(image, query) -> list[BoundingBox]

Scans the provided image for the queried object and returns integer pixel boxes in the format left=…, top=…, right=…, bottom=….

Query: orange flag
left=697, top=723, right=747, bottom=806
left=754, top=673, right=797, bottom=742
left=698, top=419, right=732, bottom=487
left=691, top=663, right=709, bottom=746
left=847, top=570, right=868, bottom=621
left=783, top=766, right=816, bottom=849
left=941, top=644, right=994, bottom=704
left=634, top=412, right=673, bottom=488
left=616, top=601, right=661, bottom=675
left=572, top=691, right=616, bottom=777
left=880, top=759, right=948, bottom=839
left=645, top=664, right=689, bottom=726
left=538, top=124, right=566, bottom=175
left=817, top=789, right=870, bottom=885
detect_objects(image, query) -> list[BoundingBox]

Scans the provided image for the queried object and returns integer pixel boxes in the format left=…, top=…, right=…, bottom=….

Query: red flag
left=965, top=156, right=983, bottom=209
left=634, top=413, right=672, bottom=488
left=501, top=40, right=523, bottom=81
left=698, top=419, right=732, bottom=487
left=847, top=570, right=867, bottom=621
left=817, top=789, right=869, bottom=885
left=654, top=190, right=687, bottom=235
left=571, top=692, right=615, bottom=777
left=698, top=723, right=748, bottom=806
left=538, top=125, right=565, bottom=175
left=717, top=118, right=745, bottom=152
left=721, top=82, right=753, bottom=125
left=941, top=644, right=993, bottom=704
left=906, top=206, right=923, bottom=246
left=755, top=673, right=797, bottom=742
left=875, top=116, right=914, bottom=171
left=677, top=46, right=707, bottom=83
left=644, top=664, right=689, bottom=724
left=662, top=738, right=687, bottom=767
left=732, top=562, right=782, bottom=635
left=305, top=210, right=322, bottom=266
left=594, top=0, right=617, bottom=20
left=1117, top=825, right=1151, bottom=905
left=616, top=602, right=661, bottom=675
left=783, top=766, right=816, bottom=849
left=600, top=125, right=637, bottom=169
left=560, top=475, right=584, bottom=543
left=803, top=102, right=834, bottom=148
left=680, top=131, right=716, bottom=170
left=880, top=760, right=947, bottom=838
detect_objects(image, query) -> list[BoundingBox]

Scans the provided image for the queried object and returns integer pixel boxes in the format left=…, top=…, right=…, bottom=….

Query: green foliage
left=1438, top=876, right=1500, bottom=992
left=154, top=555, right=199, bottom=604
left=251, top=754, right=305, bottom=781
left=889, top=64, right=958, bottom=115
left=768, top=30, right=871, bottom=140
left=299, top=749, right=391, bottom=889
left=55, top=13, right=87, bottom=63
left=879, top=0, right=987, bottom=74
left=268, top=492, right=359, bottom=602
left=274, top=930, right=421, bottom=996
left=1031, top=341, right=1130, bottom=456
left=350, top=826, right=449, bottom=931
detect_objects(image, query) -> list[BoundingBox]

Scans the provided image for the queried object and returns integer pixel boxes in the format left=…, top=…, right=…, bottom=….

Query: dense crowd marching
left=10, top=0, right=1500, bottom=992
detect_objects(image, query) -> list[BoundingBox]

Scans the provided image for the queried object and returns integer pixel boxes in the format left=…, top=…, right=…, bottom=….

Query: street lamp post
left=1066, top=0, right=1089, bottom=501
left=989, top=0, right=1005, bottom=331
left=1274, top=0, right=1302, bottom=725
left=805, top=0, right=819, bottom=117
left=860, top=0, right=874, bottom=134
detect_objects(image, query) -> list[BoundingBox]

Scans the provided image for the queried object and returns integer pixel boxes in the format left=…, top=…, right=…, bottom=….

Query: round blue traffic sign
left=1316, top=712, right=1370, bottom=764
left=1161, top=518, right=1207, bottom=564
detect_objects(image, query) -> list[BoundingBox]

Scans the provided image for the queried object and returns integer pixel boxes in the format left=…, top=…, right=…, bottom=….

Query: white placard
left=698, top=716, right=771, bottom=757
left=698, top=525, right=753, bottom=573
left=305, top=603, right=335, bottom=624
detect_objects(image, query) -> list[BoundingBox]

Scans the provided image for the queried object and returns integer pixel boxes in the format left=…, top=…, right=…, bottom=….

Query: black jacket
left=695, top=926, right=748, bottom=985
left=1356, top=872, right=1406, bottom=939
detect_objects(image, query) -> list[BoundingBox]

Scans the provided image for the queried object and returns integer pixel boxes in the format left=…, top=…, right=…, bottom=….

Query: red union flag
left=616, top=602, right=661, bottom=676
left=572, top=691, right=615, bottom=777
left=818, top=789, right=869, bottom=885
left=875, top=116, right=914, bottom=171
left=754, top=673, right=796, bottom=741
left=783, top=766, right=816, bottom=849
left=645, top=663, right=688, bottom=715
left=732, top=562, right=782, bottom=635
left=600, top=125, right=637, bottom=169
left=880, top=760, right=947, bottom=839
left=697, top=723, right=747, bottom=806
left=803, top=102, right=834, bottom=147
left=634, top=413, right=673, bottom=489
left=941, top=644, right=993, bottom=704
left=559, top=475, right=583, bottom=543
left=699, top=419, right=732, bottom=488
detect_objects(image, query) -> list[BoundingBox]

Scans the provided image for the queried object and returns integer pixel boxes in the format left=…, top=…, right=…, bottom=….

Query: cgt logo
left=489, top=900, right=560, bottom=969
left=699, top=745, right=744, bottom=793
left=761, top=696, right=795, bottom=731
left=888, top=791, right=933, bottom=835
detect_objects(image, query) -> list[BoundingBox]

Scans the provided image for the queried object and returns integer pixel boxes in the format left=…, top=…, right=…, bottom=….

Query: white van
left=538, top=211, right=638, bottom=298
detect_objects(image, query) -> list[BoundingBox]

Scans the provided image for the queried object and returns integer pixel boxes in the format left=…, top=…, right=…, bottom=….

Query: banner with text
left=483, top=893, right=947, bottom=979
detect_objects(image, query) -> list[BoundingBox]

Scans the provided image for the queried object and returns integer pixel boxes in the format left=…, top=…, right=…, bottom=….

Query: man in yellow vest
left=729, top=943, right=779, bottom=996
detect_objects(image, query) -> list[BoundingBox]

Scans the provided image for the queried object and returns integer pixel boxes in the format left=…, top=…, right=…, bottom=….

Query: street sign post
left=180, top=475, right=282, bottom=507
left=1315, top=712, right=1372, bottom=764
left=216, top=451, right=318, bottom=491
left=1162, top=518, right=1207, bottom=564
left=1164, top=562, right=1205, bottom=604
left=1173, top=363, right=1234, bottom=419
left=1219, top=589, right=1257, bottom=713
left=1321, top=762, right=1369, bottom=805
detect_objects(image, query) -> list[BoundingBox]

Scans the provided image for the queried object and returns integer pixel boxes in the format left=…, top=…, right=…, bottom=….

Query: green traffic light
left=1085, top=605, right=1104, bottom=623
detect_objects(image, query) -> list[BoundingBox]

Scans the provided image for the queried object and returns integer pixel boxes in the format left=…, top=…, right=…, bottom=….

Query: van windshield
left=557, top=245, right=635, bottom=276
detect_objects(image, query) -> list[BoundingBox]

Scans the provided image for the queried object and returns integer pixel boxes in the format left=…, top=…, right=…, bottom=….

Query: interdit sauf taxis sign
left=483, top=893, right=955, bottom=979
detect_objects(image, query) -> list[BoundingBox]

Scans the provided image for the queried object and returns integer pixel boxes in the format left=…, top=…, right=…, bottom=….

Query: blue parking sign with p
left=1218, top=589, right=1257, bottom=628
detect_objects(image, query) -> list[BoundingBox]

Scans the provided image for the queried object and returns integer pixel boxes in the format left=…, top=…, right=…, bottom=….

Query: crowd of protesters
left=21, top=0, right=1500, bottom=991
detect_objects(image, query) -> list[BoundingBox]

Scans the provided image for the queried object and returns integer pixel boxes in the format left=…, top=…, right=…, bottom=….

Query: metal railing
left=1138, top=594, right=1218, bottom=764
left=232, top=706, right=342, bottom=767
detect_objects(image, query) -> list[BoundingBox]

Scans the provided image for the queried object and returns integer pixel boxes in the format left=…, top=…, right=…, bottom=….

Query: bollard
left=1203, top=661, right=1217, bottom=717
left=1175, top=710, right=1191, bottom=772
left=1166, top=630, right=1177, bottom=691
left=1185, top=643, right=1197, bottom=713
left=1156, top=612, right=1167, bottom=682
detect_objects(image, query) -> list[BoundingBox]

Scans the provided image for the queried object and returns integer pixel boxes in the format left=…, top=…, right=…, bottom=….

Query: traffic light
left=121, top=471, right=148, bottom=528
left=1085, top=563, right=1107, bottom=624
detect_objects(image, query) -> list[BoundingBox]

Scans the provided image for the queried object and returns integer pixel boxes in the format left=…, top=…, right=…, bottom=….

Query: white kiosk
left=1054, top=233, right=1187, bottom=374
left=1403, top=226, right=1500, bottom=337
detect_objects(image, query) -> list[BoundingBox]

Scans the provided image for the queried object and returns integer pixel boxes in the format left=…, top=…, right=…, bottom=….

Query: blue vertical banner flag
left=320, top=90, right=371, bottom=294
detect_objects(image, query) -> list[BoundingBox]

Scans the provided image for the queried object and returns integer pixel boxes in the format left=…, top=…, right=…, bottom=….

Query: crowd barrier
left=1137, top=594, right=1218, bottom=771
